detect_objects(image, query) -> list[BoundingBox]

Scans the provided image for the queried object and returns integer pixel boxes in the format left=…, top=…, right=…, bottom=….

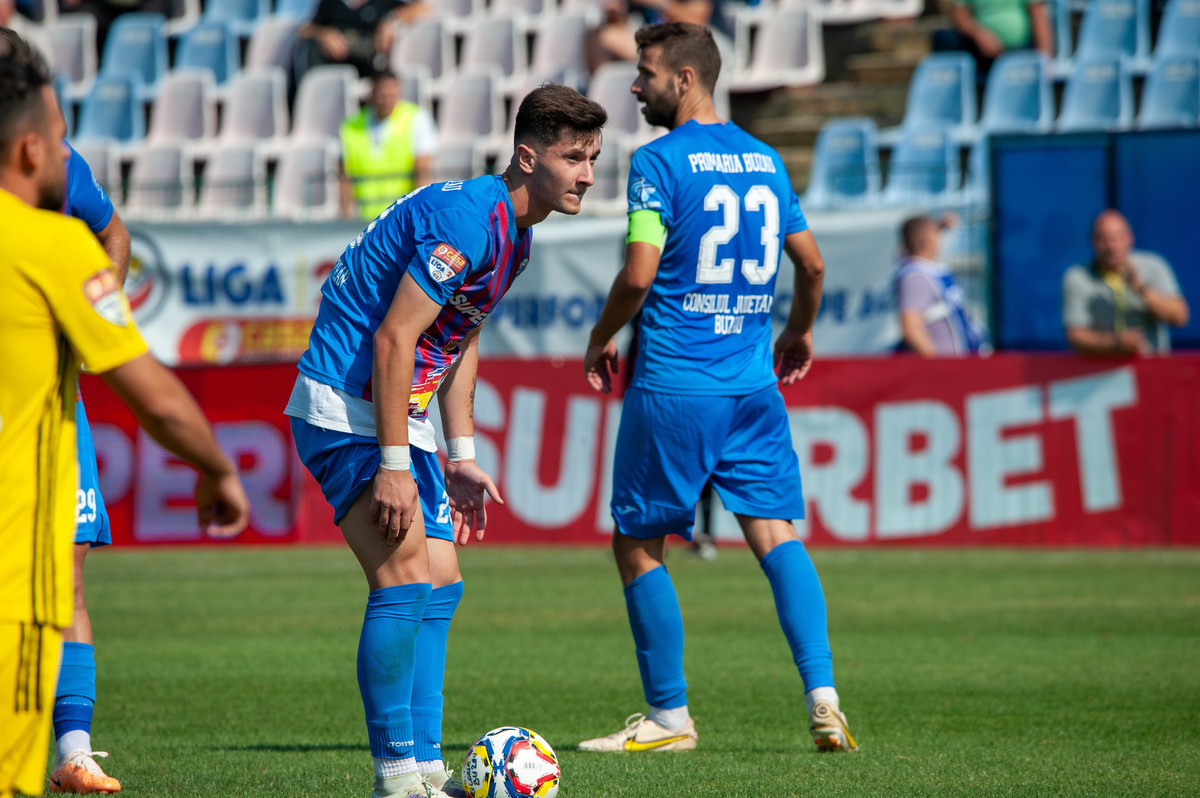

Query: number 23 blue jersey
left=628, top=120, right=807, bottom=395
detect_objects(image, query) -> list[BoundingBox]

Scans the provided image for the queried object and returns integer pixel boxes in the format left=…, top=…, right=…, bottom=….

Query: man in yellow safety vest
left=339, top=69, right=438, bottom=221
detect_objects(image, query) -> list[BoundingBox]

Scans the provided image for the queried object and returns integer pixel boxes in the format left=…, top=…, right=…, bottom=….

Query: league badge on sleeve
left=82, top=268, right=131, bottom=326
left=629, top=175, right=661, bottom=211
left=428, top=242, right=469, bottom=284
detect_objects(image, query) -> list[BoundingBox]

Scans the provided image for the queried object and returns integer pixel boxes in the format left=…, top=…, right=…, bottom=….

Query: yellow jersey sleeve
left=31, top=218, right=149, bottom=374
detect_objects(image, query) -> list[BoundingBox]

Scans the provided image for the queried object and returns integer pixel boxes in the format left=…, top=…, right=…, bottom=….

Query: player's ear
left=515, top=142, right=537, bottom=176
left=676, top=65, right=695, bottom=94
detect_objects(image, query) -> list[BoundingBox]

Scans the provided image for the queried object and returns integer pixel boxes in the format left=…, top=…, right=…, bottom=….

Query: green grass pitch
left=72, top=545, right=1200, bottom=798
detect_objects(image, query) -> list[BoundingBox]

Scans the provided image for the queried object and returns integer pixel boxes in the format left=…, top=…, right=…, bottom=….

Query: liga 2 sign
left=79, top=355, right=1200, bottom=547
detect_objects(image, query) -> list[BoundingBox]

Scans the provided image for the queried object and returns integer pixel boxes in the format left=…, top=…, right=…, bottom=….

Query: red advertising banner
left=79, top=354, right=1200, bottom=547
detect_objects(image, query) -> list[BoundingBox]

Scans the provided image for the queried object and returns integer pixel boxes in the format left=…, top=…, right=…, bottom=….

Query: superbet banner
left=78, top=355, right=1200, bottom=548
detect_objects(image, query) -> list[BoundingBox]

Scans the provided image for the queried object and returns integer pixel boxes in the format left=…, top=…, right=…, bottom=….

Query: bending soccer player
left=284, top=85, right=606, bottom=798
left=579, top=23, right=858, bottom=755
left=50, top=141, right=133, bottom=795
left=0, top=32, right=250, bottom=798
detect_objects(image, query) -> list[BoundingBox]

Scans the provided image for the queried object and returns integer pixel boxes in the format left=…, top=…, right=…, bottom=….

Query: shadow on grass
left=212, top=743, right=364, bottom=753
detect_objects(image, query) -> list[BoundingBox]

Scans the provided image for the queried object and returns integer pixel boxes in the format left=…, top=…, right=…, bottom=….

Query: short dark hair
left=635, top=22, right=721, bottom=93
left=513, top=83, right=606, bottom=151
left=0, top=29, right=54, bottom=159
left=901, top=215, right=937, bottom=253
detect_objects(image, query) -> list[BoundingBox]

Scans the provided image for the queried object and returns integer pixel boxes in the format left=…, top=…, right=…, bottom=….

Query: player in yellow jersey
left=0, top=33, right=251, bottom=798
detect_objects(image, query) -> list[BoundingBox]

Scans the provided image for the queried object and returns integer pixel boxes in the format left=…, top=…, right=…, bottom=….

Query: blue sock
left=625, top=566, right=688, bottom=709
left=411, top=581, right=464, bottom=765
left=53, top=642, right=96, bottom=739
left=357, top=583, right=432, bottom=760
left=760, top=540, right=835, bottom=691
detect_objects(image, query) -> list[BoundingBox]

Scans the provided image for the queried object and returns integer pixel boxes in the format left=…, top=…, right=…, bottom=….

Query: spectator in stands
left=338, top=68, right=436, bottom=221
left=1062, top=209, right=1190, bottom=356
left=586, top=0, right=730, bottom=75
left=932, top=0, right=1053, bottom=77
left=895, top=213, right=990, bottom=356
left=294, top=0, right=428, bottom=86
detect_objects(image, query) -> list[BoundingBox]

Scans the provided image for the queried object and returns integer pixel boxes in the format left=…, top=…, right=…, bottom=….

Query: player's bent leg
left=579, top=534, right=697, bottom=753
left=340, top=490, right=434, bottom=798
left=741, top=518, right=857, bottom=752
left=415, top=541, right=466, bottom=798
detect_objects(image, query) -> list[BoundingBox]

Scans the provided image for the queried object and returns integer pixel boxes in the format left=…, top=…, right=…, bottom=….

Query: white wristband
left=379, top=445, right=411, bottom=471
left=446, top=436, right=475, bottom=462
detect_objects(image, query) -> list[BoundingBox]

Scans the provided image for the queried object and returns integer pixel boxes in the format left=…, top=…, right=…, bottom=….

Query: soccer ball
left=461, top=726, right=560, bottom=798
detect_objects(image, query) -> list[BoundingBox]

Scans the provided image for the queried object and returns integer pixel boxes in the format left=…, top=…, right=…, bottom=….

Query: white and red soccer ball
left=461, top=726, right=560, bottom=798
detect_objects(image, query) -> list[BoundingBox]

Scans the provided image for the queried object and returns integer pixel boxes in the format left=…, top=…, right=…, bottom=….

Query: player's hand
left=774, top=328, right=815, bottom=385
left=444, top=460, right=503, bottom=546
left=584, top=338, right=620, bottom=393
left=370, top=467, right=420, bottom=545
left=195, top=470, right=250, bottom=539
left=1116, top=328, right=1150, bottom=356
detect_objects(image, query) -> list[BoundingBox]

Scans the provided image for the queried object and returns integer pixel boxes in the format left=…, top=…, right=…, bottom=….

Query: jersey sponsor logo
left=428, top=242, right=468, bottom=283
left=448, top=292, right=488, bottom=325
left=82, top=268, right=130, bottom=326
left=629, top=175, right=660, bottom=209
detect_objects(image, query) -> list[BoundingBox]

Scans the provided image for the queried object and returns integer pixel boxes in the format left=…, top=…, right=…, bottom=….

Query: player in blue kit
left=51, top=142, right=133, bottom=795
left=579, top=23, right=858, bottom=755
left=285, top=84, right=606, bottom=798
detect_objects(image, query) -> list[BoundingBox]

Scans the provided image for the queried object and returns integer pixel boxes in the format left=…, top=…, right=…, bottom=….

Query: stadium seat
left=979, top=50, right=1055, bottom=133
left=200, top=0, right=271, bottom=39
left=54, top=73, right=73, bottom=139
left=488, top=0, right=550, bottom=33
left=197, top=142, right=267, bottom=218
left=74, top=73, right=146, bottom=144
left=165, top=0, right=202, bottom=36
left=391, top=18, right=452, bottom=98
left=1154, top=0, right=1200, bottom=58
left=219, top=67, right=290, bottom=144
left=437, top=68, right=507, bottom=154
left=147, top=69, right=218, bottom=142
left=883, top=52, right=978, bottom=145
left=174, top=20, right=240, bottom=88
left=431, top=141, right=486, bottom=183
left=274, top=0, right=320, bottom=23
left=880, top=125, right=961, bottom=207
left=70, top=141, right=118, bottom=200
left=245, top=17, right=301, bottom=71
left=730, top=7, right=825, bottom=92
left=802, top=117, right=882, bottom=210
left=1052, top=0, right=1074, bottom=77
left=46, top=13, right=97, bottom=101
left=459, top=15, right=526, bottom=97
left=395, top=64, right=433, bottom=114
left=292, top=65, right=359, bottom=140
left=426, top=0, right=484, bottom=33
left=1136, top=54, right=1200, bottom=128
left=587, top=60, right=641, bottom=141
left=98, top=13, right=169, bottom=101
left=272, top=138, right=340, bottom=219
left=861, top=0, right=924, bottom=20
left=125, top=142, right=191, bottom=216
left=1073, top=0, right=1151, bottom=72
left=1056, top=56, right=1134, bottom=130
left=527, top=13, right=590, bottom=88
left=784, top=0, right=876, bottom=25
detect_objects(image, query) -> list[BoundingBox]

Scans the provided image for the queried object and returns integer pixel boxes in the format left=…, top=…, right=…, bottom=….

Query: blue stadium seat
left=200, top=0, right=272, bottom=39
left=802, top=117, right=882, bottom=210
left=980, top=51, right=1055, bottom=133
left=275, top=0, right=320, bottom=22
left=880, top=125, right=961, bottom=207
left=1052, top=0, right=1074, bottom=76
left=74, top=73, right=146, bottom=144
left=1057, top=56, right=1134, bottom=130
left=1074, top=0, right=1151, bottom=72
left=175, top=21, right=240, bottom=87
left=98, top=13, right=168, bottom=101
left=884, top=52, right=978, bottom=144
left=961, top=135, right=991, bottom=204
left=1155, top=0, right=1200, bottom=58
left=1137, top=54, right=1200, bottom=128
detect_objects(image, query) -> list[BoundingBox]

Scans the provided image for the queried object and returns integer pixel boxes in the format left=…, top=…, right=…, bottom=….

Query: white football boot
left=577, top=713, right=697, bottom=753
left=808, top=699, right=858, bottom=752
left=371, top=770, right=428, bottom=798
left=422, top=766, right=468, bottom=798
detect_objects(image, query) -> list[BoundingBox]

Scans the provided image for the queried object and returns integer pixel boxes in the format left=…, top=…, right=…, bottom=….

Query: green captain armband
left=626, top=209, right=667, bottom=249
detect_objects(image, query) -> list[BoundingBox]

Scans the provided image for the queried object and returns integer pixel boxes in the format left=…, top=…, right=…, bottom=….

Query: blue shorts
left=75, top=400, right=112, bottom=547
left=610, top=386, right=806, bottom=541
left=289, top=417, right=452, bottom=539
